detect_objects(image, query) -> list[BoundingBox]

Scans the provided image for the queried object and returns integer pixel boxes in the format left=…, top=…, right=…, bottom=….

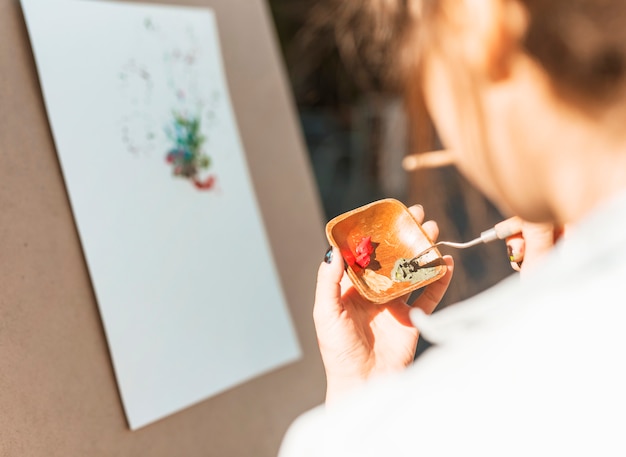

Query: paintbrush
left=391, top=216, right=523, bottom=282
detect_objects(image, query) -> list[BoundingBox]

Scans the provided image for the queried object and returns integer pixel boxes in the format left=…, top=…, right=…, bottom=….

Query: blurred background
left=267, top=0, right=513, bottom=309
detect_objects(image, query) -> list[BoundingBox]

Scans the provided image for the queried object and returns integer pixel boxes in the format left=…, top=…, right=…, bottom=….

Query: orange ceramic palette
left=325, top=198, right=447, bottom=303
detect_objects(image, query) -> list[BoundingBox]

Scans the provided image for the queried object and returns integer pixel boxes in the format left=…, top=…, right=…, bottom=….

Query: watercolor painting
left=21, top=0, right=301, bottom=430
left=164, top=112, right=216, bottom=189
left=116, top=15, right=219, bottom=190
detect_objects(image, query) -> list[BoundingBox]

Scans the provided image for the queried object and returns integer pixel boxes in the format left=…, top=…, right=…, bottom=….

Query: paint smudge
left=362, top=269, right=394, bottom=292
left=164, top=112, right=216, bottom=190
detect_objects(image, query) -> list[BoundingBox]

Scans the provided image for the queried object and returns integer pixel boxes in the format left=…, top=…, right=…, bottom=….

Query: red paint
left=341, top=237, right=375, bottom=268
left=192, top=175, right=216, bottom=190
left=342, top=249, right=356, bottom=266
left=354, top=236, right=374, bottom=268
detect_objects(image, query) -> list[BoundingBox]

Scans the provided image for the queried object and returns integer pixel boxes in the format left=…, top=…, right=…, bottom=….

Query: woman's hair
left=310, top=0, right=626, bottom=104
left=522, top=0, right=626, bottom=102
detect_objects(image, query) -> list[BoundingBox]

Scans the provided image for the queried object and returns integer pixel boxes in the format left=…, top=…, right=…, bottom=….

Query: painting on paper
left=21, top=0, right=301, bottom=430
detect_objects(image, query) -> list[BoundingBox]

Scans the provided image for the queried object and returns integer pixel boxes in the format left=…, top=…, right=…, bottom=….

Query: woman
left=279, top=0, right=626, bottom=455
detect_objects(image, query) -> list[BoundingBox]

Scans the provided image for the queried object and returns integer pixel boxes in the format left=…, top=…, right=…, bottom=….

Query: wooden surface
left=0, top=0, right=327, bottom=455
left=326, top=198, right=446, bottom=303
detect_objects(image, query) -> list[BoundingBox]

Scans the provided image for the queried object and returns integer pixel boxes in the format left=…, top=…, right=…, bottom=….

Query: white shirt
left=279, top=192, right=626, bottom=456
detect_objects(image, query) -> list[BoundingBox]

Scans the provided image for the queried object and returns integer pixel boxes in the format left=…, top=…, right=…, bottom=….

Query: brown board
left=0, top=0, right=327, bottom=455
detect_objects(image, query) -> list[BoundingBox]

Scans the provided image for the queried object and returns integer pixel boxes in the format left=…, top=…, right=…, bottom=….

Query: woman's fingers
left=506, top=233, right=525, bottom=271
left=313, top=247, right=346, bottom=324
left=407, top=203, right=440, bottom=242
left=410, top=255, right=454, bottom=314
left=505, top=221, right=562, bottom=273
left=408, top=204, right=425, bottom=224
left=421, top=220, right=440, bottom=242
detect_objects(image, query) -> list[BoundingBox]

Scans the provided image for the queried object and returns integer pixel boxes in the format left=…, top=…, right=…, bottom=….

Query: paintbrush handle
left=479, top=216, right=524, bottom=243
left=411, top=216, right=524, bottom=262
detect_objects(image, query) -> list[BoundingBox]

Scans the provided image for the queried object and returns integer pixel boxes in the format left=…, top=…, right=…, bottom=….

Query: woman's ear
left=462, top=0, right=529, bottom=81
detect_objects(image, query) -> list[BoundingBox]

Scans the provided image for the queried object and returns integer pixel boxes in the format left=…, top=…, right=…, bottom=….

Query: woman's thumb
left=313, top=247, right=345, bottom=321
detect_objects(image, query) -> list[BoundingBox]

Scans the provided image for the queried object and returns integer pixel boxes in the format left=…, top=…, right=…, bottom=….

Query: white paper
left=21, top=0, right=301, bottom=429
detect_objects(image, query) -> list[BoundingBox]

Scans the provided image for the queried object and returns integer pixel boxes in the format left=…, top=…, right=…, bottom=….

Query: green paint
left=391, top=258, right=440, bottom=284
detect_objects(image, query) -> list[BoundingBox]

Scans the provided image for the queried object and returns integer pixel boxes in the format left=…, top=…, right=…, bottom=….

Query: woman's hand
left=314, top=205, right=454, bottom=405
left=505, top=220, right=566, bottom=273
